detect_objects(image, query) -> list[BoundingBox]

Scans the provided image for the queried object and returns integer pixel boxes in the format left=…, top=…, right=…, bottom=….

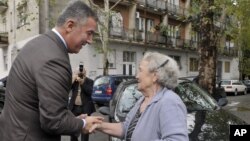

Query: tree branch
left=88, top=0, right=105, bottom=13
left=110, top=0, right=123, bottom=11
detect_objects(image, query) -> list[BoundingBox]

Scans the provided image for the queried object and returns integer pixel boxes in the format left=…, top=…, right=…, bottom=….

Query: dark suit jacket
left=0, top=31, right=83, bottom=141
left=68, top=77, right=95, bottom=115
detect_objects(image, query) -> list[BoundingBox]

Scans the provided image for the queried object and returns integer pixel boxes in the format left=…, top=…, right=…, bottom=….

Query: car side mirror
left=98, top=106, right=110, bottom=116
left=212, top=87, right=228, bottom=107
left=217, top=98, right=228, bottom=107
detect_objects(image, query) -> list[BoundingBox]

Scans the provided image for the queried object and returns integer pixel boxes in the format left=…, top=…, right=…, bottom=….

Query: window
left=146, top=19, right=154, bottom=32
left=224, top=61, right=230, bottom=73
left=168, top=25, right=180, bottom=38
left=135, top=15, right=154, bottom=32
left=135, top=13, right=145, bottom=32
left=17, top=1, right=28, bottom=28
left=168, top=0, right=179, bottom=5
left=169, top=55, right=182, bottom=70
left=123, top=51, right=135, bottom=62
left=189, top=58, right=199, bottom=72
left=225, top=41, right=234, bottom=48
left=191, top=31, right=199, bottom=42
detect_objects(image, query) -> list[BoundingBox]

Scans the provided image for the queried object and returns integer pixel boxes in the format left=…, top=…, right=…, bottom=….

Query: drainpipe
left=44, top=0, right=49, bottom=32
left=7, top=0, right=16, bottom=72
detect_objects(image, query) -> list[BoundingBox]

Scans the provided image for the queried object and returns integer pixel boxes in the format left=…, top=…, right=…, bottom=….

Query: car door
left=232, top=81, right=244, bottom=92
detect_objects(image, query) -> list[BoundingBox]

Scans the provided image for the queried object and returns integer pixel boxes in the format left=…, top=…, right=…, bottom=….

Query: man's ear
left=65, top=19, right=76, bottom=33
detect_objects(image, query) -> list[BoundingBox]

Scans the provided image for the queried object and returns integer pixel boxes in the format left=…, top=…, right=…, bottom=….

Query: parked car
left=92, top=75, right=135, bottom=105
left=220, top=80, right=247, bottom=96
left=0, top=76, right=7, bottom=113
left=243, top=80, right=250, bottom=93
left=99, top=79, right=246, bottom=141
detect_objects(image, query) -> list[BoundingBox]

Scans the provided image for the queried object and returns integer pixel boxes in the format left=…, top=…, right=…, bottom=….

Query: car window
left=116, top=84, right=142, bottom=118
left=232, top=82, right=240, bottom=85
left=93, top=76, right=110, bottom=86
left=175, top=82, right=218, bottom=112
left=221, top=81, right=231, bottom=85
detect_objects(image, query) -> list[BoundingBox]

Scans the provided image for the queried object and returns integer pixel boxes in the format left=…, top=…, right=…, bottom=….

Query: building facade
left=0, top=0, right=240, bottom=80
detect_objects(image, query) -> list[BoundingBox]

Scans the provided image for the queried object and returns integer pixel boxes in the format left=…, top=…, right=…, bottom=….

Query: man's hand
left=72, top=68, right=86, bottom=84
left=89, top=123, right=101, bottom=133
left=82, top=116, right=104, bottom=134
left=77, top=114, right=87, bottom=119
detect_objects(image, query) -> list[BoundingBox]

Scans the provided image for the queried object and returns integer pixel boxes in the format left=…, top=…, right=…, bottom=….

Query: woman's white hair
left=142, top=51, right=180, bottom=89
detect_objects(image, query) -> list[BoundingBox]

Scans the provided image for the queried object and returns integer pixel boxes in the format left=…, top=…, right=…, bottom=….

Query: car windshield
left=232, top=81, right=242, bottom=85
left=115, top=81, right=218, bottom=120
left=116, top=84, right=142, bottom=118
left=175, top=81, right=218, bottom=112
left=94, top=76, right=110, bottom=86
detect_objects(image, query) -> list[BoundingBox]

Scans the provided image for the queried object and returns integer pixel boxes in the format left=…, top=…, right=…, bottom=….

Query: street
left=223, top=93, right=250, bottom=124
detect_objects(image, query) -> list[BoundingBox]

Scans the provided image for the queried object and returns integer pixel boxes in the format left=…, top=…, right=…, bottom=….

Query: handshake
left=77, top=114, right=103, bottom=134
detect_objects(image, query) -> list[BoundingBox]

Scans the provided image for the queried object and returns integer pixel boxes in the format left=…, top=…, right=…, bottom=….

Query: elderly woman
left=92, top=52, right=188, bottom=141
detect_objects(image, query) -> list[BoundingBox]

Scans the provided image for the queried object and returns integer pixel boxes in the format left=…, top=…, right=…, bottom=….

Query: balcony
left=106, top=26, right=238, bottom=57
left=107, top=26, right=199, bottom=51
left=137, top=0, right=167, bottom=14
left=218, top=47, right=238, bottom=57
left=0, top=0, right=7, bottom=13
left=0, top=19, right=7, bottom=44
left=109, top=0, right=133, bottom=6
left=167, top=3, right=187, bottom=19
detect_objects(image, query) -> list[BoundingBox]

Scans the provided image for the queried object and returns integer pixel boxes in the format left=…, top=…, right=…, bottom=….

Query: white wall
left=220, top=58, right=239, bottom=79
left=69, top=43, right=239, bottom=81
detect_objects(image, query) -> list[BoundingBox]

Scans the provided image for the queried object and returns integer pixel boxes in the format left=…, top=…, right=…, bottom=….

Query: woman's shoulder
left=161, top=89, right=183, bottom=103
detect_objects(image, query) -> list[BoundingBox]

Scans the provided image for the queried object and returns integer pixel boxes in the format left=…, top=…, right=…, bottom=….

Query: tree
left=191, top=0, right=235, bottom=94
left=84, top=0, right=123, bottom=75
left=234, top=0, right=250, bottom=79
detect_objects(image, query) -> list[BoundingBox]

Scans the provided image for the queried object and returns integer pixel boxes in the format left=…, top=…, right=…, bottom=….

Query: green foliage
left=159, top=24, right=169, bottom=37
left=234, top=0, right=250, bottom=76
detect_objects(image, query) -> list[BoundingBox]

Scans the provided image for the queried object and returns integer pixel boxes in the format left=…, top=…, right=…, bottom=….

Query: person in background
left=69, top=65, right=96, bottom=141
left=0, top=1, right=103, bottom=141
left=90, top=52, right=189, bottom=141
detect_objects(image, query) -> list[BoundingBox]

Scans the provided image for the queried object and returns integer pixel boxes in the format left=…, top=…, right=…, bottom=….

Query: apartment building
left=0, top=0, right=240, bottom=80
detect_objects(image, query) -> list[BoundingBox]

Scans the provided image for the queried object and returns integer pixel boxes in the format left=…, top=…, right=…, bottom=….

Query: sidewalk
left=61, top=112, right=109, bottom=141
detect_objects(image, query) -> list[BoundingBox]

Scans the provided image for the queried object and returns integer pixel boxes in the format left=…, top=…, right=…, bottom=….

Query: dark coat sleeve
left=36, top=59, right=83, bottom=136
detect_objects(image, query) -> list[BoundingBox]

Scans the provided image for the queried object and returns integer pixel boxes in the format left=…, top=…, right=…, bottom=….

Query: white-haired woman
left=91, top=52, right=188, bottom=141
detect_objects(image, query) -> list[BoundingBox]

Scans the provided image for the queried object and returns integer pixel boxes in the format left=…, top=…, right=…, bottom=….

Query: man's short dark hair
left=56, top=0, right=98, bottom=26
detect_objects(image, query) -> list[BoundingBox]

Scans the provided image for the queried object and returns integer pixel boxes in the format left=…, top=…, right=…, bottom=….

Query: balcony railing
left=218, top=47, right=238, bottom=57
left=106, top=26, right=238, bottom=57
left=0, top=0, right=7, bottom=13
left=137, top=0, right=187, bottom=17
left=167, top=3, right=187, bottom=17
left=0, top=20, right=7, bottom=34
left=108, top=26, right=198, bottom=49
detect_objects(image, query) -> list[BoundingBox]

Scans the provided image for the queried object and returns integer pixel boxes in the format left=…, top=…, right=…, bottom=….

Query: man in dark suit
left=0, top=1, right=103, bottom=141
left=69, top=67, right=96, bottom=141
